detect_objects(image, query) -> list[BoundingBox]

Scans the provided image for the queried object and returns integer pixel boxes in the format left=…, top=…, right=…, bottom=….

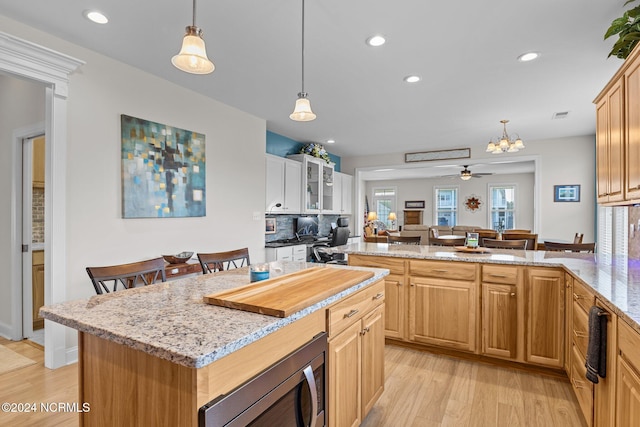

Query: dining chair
left=387, top=235, right=421, bottom=245
left=197, top=248, right=251, bottom=274
left=503, top=229, right=531, bottom=234
left=543, top=241, right=596, bottom=253
left=502, top=232, right=538, bottom=250
left=86, top=257, right=166, bottom=294
left=483, top=239, right=528, bottom=250
left=474, top=229, right=498, bottom=246
left=573, top=233, right=584, bottom=244
left=430, top=236, right=466, bottom=247
left=364, top=235, right=388, bottom=243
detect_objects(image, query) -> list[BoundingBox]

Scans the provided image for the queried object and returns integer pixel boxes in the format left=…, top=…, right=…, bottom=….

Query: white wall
left=0, top=74, right=45, bottom=329
left=366, top=172, right=534, bottom=230
left=0, top=16, right=267, bottom=348
left=345, top=134, right=596, bottom=242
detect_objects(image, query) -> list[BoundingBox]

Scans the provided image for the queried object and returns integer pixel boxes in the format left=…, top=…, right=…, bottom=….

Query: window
left=489, top=185, right=516, bottom=230
left=372, top=187, right=396, bottom=229
left=434, top=187, right=457, bottom=226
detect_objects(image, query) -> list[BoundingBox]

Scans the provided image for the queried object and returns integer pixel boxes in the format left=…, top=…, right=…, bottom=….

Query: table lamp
left=388, top=212, right=397, bottom=230
left=367, top=212, right=378, bottom=234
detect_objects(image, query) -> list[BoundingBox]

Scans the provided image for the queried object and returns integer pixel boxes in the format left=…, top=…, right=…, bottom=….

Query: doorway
left=22, top=134, right=46, bottom=347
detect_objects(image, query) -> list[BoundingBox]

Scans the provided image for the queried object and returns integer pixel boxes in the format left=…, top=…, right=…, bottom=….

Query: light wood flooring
left=362, top=345, right=586, bottom=427
left=0, top=338, right=585, bottom=427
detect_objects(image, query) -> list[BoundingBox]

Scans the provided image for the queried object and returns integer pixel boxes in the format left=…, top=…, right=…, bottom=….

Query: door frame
left=2, top=31, right=84, bottom=368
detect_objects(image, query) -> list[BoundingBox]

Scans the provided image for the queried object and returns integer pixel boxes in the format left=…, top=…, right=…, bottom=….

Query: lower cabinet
left=616, top=318, right=640, bottom=427
left=265, top=244, right=307, bottom=262
left=328, top=280, right=385, bottom=427
left=525, top=267, right=564, bottom=368
left=481, top=264, right=520, bottom=360
left=32, top=250, right=45, bottom=330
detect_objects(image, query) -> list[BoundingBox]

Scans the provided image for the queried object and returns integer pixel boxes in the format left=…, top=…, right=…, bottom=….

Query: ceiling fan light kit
left=485, top=120, right=525, bottom=154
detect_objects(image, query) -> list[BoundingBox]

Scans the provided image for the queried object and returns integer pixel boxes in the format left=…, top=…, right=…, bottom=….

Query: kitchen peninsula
left=40, top=262, right=388, bottom=427
left=345, top=242, right=640, bottom=426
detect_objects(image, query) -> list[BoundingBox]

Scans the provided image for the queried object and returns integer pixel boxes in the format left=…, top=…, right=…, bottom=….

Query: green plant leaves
left=606, top=1, right=640, bottom=58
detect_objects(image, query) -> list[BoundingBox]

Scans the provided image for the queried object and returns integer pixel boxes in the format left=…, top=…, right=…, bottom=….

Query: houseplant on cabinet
left=605, top=0, right=640, bottom=59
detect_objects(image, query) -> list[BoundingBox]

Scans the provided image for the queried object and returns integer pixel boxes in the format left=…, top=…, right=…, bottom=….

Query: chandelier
left=485, top=120, right=525, bottom=154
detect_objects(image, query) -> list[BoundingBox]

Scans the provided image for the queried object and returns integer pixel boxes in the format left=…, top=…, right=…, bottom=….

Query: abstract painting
left=121, top=114, right=206, bottom=218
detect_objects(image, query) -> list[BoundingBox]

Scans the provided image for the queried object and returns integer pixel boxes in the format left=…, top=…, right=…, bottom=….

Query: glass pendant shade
left=514, top=138, right=525, bottom=149
left=172, top=26, right=215, bottom=75
left=290, top=93, right=316, bottom=121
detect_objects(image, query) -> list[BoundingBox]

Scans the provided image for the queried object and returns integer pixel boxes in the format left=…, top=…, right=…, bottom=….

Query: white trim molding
left=1, top=30, right=84, bottom=369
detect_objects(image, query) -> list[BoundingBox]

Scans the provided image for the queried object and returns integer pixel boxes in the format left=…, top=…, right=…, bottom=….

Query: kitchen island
left=40, top=261, right=388, bottom=427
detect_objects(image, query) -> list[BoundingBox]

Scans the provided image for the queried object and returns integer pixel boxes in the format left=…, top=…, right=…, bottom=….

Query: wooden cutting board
left=203, top=266, right=374, bottom=317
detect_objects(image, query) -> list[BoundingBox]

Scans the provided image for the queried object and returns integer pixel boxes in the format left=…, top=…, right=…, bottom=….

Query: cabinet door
left=596, top=81, right=624, bottom=203
left=626, top=59, right=640, bottom=201
left=283, top=160, right=301, bottom=213
left=481, top=283, right=517, bottom=359
left=361, top=305, right=385, bottom=419
left=329, top=320, right=362, bottom=427
left=525, top=268, right=564, bottom=368
left=383, top=274, right=405, bottom=340
left=32, top=136, right=45, bottom=188
left=340, top=173, right=353, bottom=214
left=265, top=155, right=285, bottom=213
left=564, top=274, right=573, bottom=373
left=32, top=251, right=45, bottom=330
left=409, top=276, right=477, bottom=352
left=617, top=357, right=640, bottom=427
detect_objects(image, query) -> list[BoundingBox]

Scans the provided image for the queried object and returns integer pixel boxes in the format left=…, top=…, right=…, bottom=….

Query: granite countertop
left=39, top=261, right=387, bottom=368
left=343, top=242, right=640, bottom=334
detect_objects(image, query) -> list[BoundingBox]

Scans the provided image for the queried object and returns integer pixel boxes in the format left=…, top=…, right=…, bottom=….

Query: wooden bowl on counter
left=162, top=252, right=194, bottom=264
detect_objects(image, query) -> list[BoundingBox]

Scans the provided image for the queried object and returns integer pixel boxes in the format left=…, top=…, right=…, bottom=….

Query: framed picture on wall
left=554, top=185, right=580, bottom=202
left=265, top=218, right=277, bottom=234
left=405, top=200, right=425, bottom=209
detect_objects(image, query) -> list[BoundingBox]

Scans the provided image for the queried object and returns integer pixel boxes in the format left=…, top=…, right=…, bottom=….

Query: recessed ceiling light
left=366, top=35, right=386, bottom=47
left=84, top=10, right=109, bottom=24
left=517, top=52, right=539, bottom=62
left=326, top=139, right=336, bottom=144
left=403, top=75, right=421, bottom=83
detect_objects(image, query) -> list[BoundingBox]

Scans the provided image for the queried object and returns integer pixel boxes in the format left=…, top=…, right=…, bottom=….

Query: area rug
left=0, top=344, right=37, bottom=375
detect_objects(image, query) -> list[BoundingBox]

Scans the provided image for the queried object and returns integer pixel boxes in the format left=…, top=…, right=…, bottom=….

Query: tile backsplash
left=32, top=187, right=45, bottom=243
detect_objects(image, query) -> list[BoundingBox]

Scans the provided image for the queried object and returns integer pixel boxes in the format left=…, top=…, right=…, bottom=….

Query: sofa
left=399, top=224, right=482, bottom=245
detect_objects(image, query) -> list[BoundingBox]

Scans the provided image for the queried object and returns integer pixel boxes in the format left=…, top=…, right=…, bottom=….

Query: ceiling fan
left=441, top=165, right=493, bottom=180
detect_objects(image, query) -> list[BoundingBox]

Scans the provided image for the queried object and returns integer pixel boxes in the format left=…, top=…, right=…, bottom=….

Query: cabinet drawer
left=328, top=280, right=385, bottom=337
left=618, top=318, right=640, bottom=372
left=409, top=260, right=476, bottom=281
left=572, top=301, right=590, bottom=360
left=571, top=344, right=594, bottom=427
left=573, top=279, right=595, bottom=314
left=482, top=264, right=518, bottom=285
left=348, top=255, right=405, bottom=275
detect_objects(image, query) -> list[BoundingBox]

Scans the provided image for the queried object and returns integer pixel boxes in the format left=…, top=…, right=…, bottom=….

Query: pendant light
left=290, top=0, right=316, bottom=121
left=172, top=0, right=215, bottom=75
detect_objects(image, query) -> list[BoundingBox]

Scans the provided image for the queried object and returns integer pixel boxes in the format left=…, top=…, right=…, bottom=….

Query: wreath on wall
left=464, top=195, right=482, bottom=212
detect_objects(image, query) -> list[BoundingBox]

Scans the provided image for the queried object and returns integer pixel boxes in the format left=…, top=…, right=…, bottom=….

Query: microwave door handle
left=302, top=365, right=318, bottom=427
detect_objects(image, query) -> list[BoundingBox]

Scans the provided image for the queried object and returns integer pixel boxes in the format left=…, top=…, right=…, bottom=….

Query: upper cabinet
left=335, top=172, right=353, bottom=215
left=265, top=154, right=301, bottom=214
left=33, top=136, right=45, bottom=188
left=595, top=43, right=640, bottom=205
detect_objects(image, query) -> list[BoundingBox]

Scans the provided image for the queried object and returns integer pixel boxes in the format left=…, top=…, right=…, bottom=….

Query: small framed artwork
left=265, top=218, right=277, bottom=234
left=405, top=200, right=425, bottom=209
left=554, top=185, right=581, bottom=202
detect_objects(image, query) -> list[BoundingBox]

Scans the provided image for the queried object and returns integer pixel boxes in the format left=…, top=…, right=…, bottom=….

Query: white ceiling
left=0, top=0, right=626, bottom=179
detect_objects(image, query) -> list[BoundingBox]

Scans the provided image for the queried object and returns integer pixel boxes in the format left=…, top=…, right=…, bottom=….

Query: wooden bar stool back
left=544, top=241, right=596, bottom=253
left=86, top=257, right=166, bottom=294
left=197, top=248, right=251, bottom=274
left=387, top=235, right=421, bottom=245
left=483, top=239, right=528, bottom=250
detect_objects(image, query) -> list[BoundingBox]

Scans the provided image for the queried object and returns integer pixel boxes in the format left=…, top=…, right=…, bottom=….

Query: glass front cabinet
left=287, top=154, right=335, bottom=213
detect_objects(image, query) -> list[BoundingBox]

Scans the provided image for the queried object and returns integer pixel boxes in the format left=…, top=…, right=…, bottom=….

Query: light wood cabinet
left=328, top=280, right=385, bottom=427
left=348, top=255, right=406, bottom=340
left=265, top=154, right=301, bottom=213
left=32, top=136, right=45, bottom=188
left=408, top=260, right=478, bottom=352
left=596, top=80, right=624, bottom=204
left=524, top=267, right=564, bottom=368
left=481, top=264, right=521, bottom=360
left=32, top=250, right=45, bottom=330
left=625, top=55, right=640, bottom=201
left=616, top=318, right=640, bottom=427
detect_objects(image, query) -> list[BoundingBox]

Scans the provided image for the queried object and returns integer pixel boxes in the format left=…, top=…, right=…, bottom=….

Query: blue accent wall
left=266, top=131, right=340, bottom=171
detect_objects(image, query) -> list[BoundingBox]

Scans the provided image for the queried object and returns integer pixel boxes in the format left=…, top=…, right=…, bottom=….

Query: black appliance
left=198, top=332, right=327, bottom=427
